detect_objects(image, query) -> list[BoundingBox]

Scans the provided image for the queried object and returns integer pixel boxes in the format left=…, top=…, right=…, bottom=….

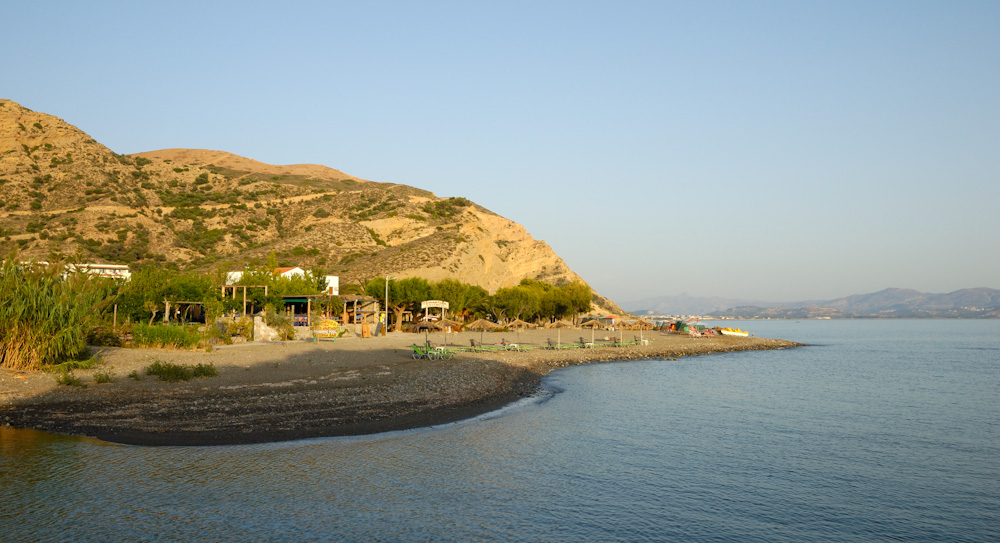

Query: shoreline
left=0, top=330, right=802, bottom=446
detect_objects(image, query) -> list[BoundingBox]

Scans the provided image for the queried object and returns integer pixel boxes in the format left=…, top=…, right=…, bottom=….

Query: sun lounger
left=469, top=339, right=502, bottom=352
left=412, top=343, right=458, bottom=360
left=547, top=338, right=574, bottom=350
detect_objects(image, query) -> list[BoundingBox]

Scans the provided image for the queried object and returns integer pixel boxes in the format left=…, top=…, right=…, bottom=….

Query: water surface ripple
left=2, top=320, right=997, bottom=542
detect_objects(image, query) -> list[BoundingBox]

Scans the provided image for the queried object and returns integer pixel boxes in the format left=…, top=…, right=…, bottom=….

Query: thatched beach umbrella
left=546, top=319, right=574, bottom=345
left=438, top=318, right=463, bottom=332
left=466, top=318, right=500, bottom=344
left=546, top=320, right=574, bottom=329
left=507, top=318, right=535, bottom=343
left=416, top=321, right=442, bottom=346
left=507, top=318, right=536, bottom=329
left=467, top=318, right=500, bottom=330
left=436, top=318, right=463, bottom=345
left=579, top=318, right=604, bottom=344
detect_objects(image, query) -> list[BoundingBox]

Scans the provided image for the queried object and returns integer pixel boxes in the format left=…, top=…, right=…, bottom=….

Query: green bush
left=86, top=327, right=123, bottom=347
left=228, top=317, right=254, bottom=341
left=146, top=360, right=193, bottom=382
left=54, top=371, right=83, bottom=387
left=133, top=324, right=201, bottom=349
left=192, top=363, right=217, bottom=378
left=263, top=306, right=295, bottom=340
left=145, top=360, right=216, bottom=382
left=93, top=370, right=114, bottom=384
left=46, top=354, right=102, bottom=374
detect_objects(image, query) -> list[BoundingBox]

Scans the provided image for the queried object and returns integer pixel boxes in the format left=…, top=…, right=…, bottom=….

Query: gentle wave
left=3, top=320, right=998, bottom=542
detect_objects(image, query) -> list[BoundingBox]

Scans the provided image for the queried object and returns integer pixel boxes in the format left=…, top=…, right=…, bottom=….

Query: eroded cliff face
left=371, top=205, right=583, bottom=294
left=0, top=99, right=619, bottom=313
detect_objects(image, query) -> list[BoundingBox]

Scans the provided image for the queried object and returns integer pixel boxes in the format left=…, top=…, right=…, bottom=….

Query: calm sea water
left=2, top=320, right=998, bottom=542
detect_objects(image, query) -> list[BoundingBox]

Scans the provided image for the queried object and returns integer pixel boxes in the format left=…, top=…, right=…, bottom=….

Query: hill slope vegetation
left=0, top=99, right=619, bottom=312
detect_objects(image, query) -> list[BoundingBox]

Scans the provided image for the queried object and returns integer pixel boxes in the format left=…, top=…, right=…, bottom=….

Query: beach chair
left=411, top=343, right=431, bottom=359
left=470, top=339, right=501, bottom=352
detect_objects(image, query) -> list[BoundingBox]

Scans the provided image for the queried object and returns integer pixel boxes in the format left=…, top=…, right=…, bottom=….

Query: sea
left=1, top=319, right=997, bottom=542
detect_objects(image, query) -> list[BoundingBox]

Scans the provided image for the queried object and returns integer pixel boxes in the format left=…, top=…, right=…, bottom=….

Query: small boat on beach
left=718, top=327, right=749, bottom=337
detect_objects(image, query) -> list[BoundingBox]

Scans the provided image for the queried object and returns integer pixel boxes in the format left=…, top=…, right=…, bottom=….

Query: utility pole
left=384, top=275, right=394, bottom=336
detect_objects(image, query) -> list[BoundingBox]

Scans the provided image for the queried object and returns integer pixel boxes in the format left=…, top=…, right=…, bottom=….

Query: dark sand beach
left=0, top=329, right=801, bottom=446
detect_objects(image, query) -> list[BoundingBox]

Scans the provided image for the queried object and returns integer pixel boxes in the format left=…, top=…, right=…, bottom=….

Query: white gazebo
left=420, top=300, right=450, bottom=321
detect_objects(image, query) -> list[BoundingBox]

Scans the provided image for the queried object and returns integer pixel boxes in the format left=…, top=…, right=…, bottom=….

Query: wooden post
left=113, top=304, right=118, bottom=331
left=307, top=299, right=311, bottom=328
left=242, top=286, right=247, bottom=317
left=164, top=300, right=170, bottom=324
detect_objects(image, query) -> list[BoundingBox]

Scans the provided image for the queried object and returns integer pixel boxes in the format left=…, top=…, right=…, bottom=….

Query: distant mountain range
left=625, top=288, right=1000, bottom=318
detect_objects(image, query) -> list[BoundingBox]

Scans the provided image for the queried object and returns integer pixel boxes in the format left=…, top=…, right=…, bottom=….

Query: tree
left=492, top=286, right=540, bottom=323
left=431, top=278, right=488, bottom=319
left=563, top=281, right=593, bottom=318
left=115, top=268, right=222, bottom=324
left=366, top=277, right=431, bottom=331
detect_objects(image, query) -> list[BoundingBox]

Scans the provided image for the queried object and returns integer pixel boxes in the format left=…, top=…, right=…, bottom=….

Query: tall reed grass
left=0, top=255, right=111, bottom=370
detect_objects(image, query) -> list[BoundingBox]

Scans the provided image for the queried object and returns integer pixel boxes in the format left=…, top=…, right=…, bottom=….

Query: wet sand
left=0, top=329, right=801, bottom=446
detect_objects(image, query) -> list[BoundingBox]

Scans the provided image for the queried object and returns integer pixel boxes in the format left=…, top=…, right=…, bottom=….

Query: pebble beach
left=0, top=329, right=801, bottom=446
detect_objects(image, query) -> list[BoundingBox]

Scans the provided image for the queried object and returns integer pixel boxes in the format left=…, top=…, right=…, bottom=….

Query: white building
left=68, top=263, right=131, bottom=280
left=225, top=266, right=338, bottom=295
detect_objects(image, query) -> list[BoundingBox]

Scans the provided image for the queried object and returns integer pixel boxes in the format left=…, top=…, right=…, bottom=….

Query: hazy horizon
left=5, top=1, right=998, bottom=301
left=622, top=285, right=1000, bottom=309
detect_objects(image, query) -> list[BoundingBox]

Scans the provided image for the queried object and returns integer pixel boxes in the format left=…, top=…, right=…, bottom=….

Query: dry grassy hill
left=0, top=99, right=622, bottom=312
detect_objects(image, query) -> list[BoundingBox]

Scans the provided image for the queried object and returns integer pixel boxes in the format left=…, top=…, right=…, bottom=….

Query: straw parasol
left=438, top=318, right=463, bottom=330
left=545, top=319, right=574, bottom=345
left=506, top=318, right=536, bottom=343
left=466, top=318, right=500, bottom=330
left=413, top=321, right=443, bottom=346
left=507, top=318, right=537, bottom=329
left=545, top=320, right=575, bottom=329
left=466, top=318, right=501, bottom=344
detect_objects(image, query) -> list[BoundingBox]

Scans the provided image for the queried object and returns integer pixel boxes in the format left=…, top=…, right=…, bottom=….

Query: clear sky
left=5, top=1, right=998, bottom=303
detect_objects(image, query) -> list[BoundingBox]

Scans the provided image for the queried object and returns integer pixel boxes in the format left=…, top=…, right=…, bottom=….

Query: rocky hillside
left=0, top=99, right=620, bottom=312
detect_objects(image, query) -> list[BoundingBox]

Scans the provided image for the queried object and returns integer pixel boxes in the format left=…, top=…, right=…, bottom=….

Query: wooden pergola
left=339, top=294, right=381, bottom=324
left=281, top=294, right=341, bottom=328
left=220, top=284, right=268, bottom=316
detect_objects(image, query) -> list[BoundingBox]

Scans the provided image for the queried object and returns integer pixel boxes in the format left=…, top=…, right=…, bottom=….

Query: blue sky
left=5, top=1, right=998, bottom=303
